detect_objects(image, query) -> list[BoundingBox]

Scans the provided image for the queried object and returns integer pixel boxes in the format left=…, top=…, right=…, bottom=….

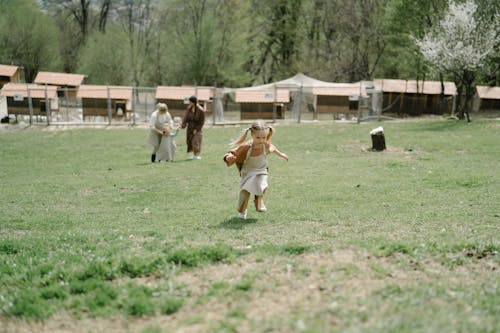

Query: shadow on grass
left=216, top=217, right=258, bottom=229
left=408, top=119, right=464, bottom=132
left=137, top=159, right=195, bottom=166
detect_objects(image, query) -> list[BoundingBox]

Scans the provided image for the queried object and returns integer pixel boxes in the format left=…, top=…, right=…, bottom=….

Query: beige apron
left=240, top=144, right=268, bottom=196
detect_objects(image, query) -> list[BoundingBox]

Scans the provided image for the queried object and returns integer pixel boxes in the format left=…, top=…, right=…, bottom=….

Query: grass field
left=0, top=119, right=499, bottom=333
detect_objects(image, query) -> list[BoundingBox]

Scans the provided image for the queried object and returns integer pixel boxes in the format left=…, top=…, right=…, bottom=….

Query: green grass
left=0, top=119, right=499, bottom=332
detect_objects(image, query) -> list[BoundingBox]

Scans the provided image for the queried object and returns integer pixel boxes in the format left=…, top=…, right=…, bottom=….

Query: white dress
left=240, top=144, right=268, bottom=196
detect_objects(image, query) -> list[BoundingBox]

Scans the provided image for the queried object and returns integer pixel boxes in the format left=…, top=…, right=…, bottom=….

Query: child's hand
left=282, top=153, right=289, bottom=161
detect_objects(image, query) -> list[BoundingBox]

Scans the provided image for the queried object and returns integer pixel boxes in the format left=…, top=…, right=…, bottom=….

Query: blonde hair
left=229, top=120, right=274, bottom=147
left=156, top=102, right=168, bottom=112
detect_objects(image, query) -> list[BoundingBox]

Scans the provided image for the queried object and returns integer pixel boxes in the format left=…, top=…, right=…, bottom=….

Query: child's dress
left=156, top=132, right=176, bottom=162
left=240, top=143, right=268, bottom=196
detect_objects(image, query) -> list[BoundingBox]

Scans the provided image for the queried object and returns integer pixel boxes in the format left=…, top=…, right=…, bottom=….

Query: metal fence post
left=27, top=85, right=33, bottom=125
left=45, top=84, right=50, bottom=126
left=107, top=86, right=112, bottom=125
left=132, top=84, right=136, bottom=126
left=272, top=84, right=277, bottom=123
left=212, top=84, right=216, bottom=126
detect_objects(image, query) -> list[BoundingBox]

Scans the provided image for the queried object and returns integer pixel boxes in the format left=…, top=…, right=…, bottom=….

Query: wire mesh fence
left=0, top=84, right=460, bottom=126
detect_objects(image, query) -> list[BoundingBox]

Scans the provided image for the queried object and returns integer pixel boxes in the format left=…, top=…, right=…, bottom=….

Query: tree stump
left=370, top=126, right=386, bottom=151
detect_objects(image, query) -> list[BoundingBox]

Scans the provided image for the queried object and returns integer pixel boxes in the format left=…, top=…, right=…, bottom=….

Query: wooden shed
left=312, top=83, right=364, bottom=116
left=34, top=71, right=85, bottom=97
left=77, top=85, right=133, bottom=121
left=0, top=65, right=21, bottom=88
left=475, top=86, right=500, bottom=112
left=0, top=83, right=58, bottom=116
left=234, top=89, right=289, bottom=120
left=155, top=86, right=214, bottom=118
left=374, top=79, right=456, bottom=116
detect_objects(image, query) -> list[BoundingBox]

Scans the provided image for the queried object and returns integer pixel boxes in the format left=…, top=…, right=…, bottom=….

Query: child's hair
left=229, top=120, right=274, bottom=147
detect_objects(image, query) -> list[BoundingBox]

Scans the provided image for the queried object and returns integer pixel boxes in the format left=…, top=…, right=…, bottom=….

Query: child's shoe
left=237, top=210, right=247, bottom=219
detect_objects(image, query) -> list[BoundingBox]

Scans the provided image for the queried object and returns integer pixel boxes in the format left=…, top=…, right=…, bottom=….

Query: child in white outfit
left=223, top=121, right=288, bottom=219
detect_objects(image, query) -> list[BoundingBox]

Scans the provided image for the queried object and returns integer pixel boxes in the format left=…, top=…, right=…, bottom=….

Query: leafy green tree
left=376, top=0, right=447, bottom=80
left=53, top=13, right=82, bottom=73
left=39, top=0, right=116, bottom=73
left=157, top=0, right=251, bottom=86
left=299, top=0, right=386, bottom=82
left=0, top=0, right=61, bottom=82
left=245, top=0, right=303, bottom=83
left=76, top=26, right=129, bottom=85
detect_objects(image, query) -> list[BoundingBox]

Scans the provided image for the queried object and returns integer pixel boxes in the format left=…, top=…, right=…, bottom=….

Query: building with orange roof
left=34, top=71, right=86, bottom=97
left=155, top=86, right=214, bottom=118
left=234, top=88, right=289, bottom=120
left=373, top=79, right=456, bottom=116
left=77, top=85, right=133, bottom=121
left=474, top=86, right=500, bottom=112
left=0, top=83, right=58, bottom=116
left=0, top=65, right=21, bottom=88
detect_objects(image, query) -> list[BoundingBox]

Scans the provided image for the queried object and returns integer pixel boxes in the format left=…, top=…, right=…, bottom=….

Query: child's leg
left=254, top=195, right=267, bottom=212
left=238, top=190, right=250, bottom=213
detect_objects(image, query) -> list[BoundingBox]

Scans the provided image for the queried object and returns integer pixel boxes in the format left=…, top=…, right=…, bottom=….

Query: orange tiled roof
left=476, top=86, right=500, bottom=99
left=34, top=71, right=85, bottom=87
left=0, top=64, right=19, bottom=77
left=77, top=85, right=133, bottom=100
left=156, top=86, right=213, bottom=101
left=0, top=83, right=57, bottom=99
left=235, top=89, right=289, bottom=103
left=374, top=79, right=456, bottom=95
left=311, top=83, right=363, bottom=96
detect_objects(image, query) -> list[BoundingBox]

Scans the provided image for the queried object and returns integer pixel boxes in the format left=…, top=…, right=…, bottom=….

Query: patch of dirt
left=337, top=144, right=412, bottom=154
left=5, top=249, right=498, bottom=333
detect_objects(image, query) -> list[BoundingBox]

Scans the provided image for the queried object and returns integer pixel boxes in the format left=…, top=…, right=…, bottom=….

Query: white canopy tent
left=226, top=73, right=366, bottom=122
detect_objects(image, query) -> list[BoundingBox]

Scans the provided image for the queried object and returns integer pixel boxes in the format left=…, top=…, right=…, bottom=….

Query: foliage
left=0, top=0, right=61, bottom=81
left=245, top=0, right=303, bottom=83
left=3, top=0, right=498, bottom=87
left=414, top=0, right=499, bottom=121
left=377, top=0, right=448, bottom=79
left=77, top=27, right=130, bottom=85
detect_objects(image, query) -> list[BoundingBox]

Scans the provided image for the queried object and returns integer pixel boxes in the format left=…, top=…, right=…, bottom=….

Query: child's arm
left=269, top=144, right=288, bottom=161
left=223, top=144, right=250, bottom=168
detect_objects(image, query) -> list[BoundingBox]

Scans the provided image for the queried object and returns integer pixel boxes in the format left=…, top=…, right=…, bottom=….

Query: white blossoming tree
left=415, top=0, right=499, bottom=121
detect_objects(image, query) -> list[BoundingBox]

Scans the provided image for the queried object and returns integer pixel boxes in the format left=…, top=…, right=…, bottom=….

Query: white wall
left=0, top=96, right=7, bottom=118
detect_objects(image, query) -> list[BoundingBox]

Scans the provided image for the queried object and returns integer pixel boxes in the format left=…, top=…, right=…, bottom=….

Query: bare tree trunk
left=463, top=70, right=476, bottom=122
left=98, top=0, right=112, bottom=32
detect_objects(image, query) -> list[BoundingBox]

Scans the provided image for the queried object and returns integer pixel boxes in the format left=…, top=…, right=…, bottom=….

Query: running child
left=223, top=121, right=288, bottom=219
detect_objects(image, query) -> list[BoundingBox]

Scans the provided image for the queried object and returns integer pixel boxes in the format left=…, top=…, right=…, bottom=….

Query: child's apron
left=240, top=144, right=268, bottom=196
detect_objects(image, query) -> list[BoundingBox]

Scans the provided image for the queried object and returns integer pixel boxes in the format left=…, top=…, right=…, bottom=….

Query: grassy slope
left=0, top=119, right=498, bottom=332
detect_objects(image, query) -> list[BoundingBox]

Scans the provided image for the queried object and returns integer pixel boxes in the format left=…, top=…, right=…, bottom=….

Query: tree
left=0, top=0, right=61, bottom=81
left=377, top=0, right=448, bottom=80
left=76, top=26, right=128, bottom=85
left=157, top=0, right=250, bottom=86
left=114, top=0, right=155, bottom=87
left=415, top=0, right=499, bottom=121
left=244, top=0, right=303, bottom=84
left=300, top=0, right=387, bottom=82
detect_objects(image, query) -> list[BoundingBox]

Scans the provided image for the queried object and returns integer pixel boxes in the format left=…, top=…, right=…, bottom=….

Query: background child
left=223, top=121, right=288, bottom=219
